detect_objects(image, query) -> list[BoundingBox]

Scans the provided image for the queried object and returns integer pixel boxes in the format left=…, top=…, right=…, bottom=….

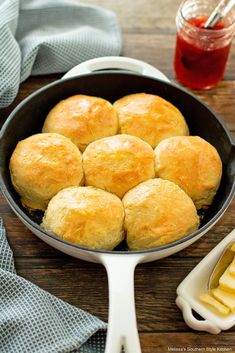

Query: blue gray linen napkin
left=0, top=0, right=122, bottom=108
left=0, top=217, right=108, bottom=353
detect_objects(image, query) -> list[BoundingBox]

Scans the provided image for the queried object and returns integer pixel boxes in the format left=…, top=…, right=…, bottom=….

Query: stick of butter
left=199, top=292, right=230, bottom=316
left=229, top=256, right=235, bottom=276
left=231, top=243, right=235, bottom=252
left=219, top=265, right=235, bottom=293
left=212, top=286, right=235, bottom=311
left=199, top=253, right=235, bottom=316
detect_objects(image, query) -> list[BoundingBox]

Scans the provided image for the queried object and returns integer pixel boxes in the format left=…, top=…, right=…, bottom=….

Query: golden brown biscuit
left=10, top=133, right=83, bottom=211
left=83, top=134, right=155, bottom=198
left=42, top=186, right=124, bottom=250
left=113, top=93, right=189, bottom=148
left=42, top=95, right=118, bottom=151
left=154, top=136, right=222, bottom=209
left=123, top=178, right=199, bottom=250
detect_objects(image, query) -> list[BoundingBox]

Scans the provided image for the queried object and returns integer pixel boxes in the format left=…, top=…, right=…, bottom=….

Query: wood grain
left=77, top=0, right=182, bottom=33
left=0, top=0, right=235, bottom=352
left=139, top=333, right=235, bottom=353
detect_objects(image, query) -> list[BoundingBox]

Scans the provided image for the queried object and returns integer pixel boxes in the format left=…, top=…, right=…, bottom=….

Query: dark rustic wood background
left=1, top=0, right=235, bottom=352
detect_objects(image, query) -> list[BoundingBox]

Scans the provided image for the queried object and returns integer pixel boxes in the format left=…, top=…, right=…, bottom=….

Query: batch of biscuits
left=10, top=92, right=222, bottom=252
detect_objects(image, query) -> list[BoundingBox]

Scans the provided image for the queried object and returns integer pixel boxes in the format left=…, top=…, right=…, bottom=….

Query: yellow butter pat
left=229, top=256, right=235, bottom=276
left=199, top=292, right=230, bottom=316
left=230, top=243, right=235, bottom=252
left=219, top=266, right=235, bottom=293
left=212, top=286, right=235, bottom=311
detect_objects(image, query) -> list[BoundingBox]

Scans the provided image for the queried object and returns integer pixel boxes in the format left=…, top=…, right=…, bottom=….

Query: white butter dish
left=176, top=229, right=235, bottom=334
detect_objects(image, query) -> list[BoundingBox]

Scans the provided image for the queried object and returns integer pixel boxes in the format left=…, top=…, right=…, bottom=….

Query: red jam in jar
left=174, top=14, right=233, bottom=89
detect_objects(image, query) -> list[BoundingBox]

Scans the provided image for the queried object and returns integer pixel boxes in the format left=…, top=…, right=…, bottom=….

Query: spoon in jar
left=204, top=0, right=235, bottom=28
left=208, top=241, right=235, bottom=289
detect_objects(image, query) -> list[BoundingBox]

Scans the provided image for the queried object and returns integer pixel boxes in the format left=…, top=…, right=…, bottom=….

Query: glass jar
left=174, top=0, right=235, bottom=89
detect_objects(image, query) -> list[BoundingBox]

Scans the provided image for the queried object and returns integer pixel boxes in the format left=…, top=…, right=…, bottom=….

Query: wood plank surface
left=0, top=0, right=235, bottom=352
left=139, top=333, right=235, bottom=353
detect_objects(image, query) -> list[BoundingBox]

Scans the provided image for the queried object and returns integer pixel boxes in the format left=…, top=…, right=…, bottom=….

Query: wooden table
left=1, top=1, right=235, bottom=352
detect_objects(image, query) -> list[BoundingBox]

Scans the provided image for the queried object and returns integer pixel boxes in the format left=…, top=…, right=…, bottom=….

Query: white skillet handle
left=176, top=296, right=221, bottom=334
left=62, top=56, right=170, bottom=82
left=101, top=254, right=142, bottom=353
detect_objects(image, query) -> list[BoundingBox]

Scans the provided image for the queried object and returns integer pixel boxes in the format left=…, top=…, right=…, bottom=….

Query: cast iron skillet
left=0, top=61, right=235, bottom=353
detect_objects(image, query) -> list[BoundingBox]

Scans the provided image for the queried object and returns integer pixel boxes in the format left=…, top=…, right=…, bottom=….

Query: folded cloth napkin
left=0, top=0, right=122, bottom=108
left=0, top=217, right=107, bottom=353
